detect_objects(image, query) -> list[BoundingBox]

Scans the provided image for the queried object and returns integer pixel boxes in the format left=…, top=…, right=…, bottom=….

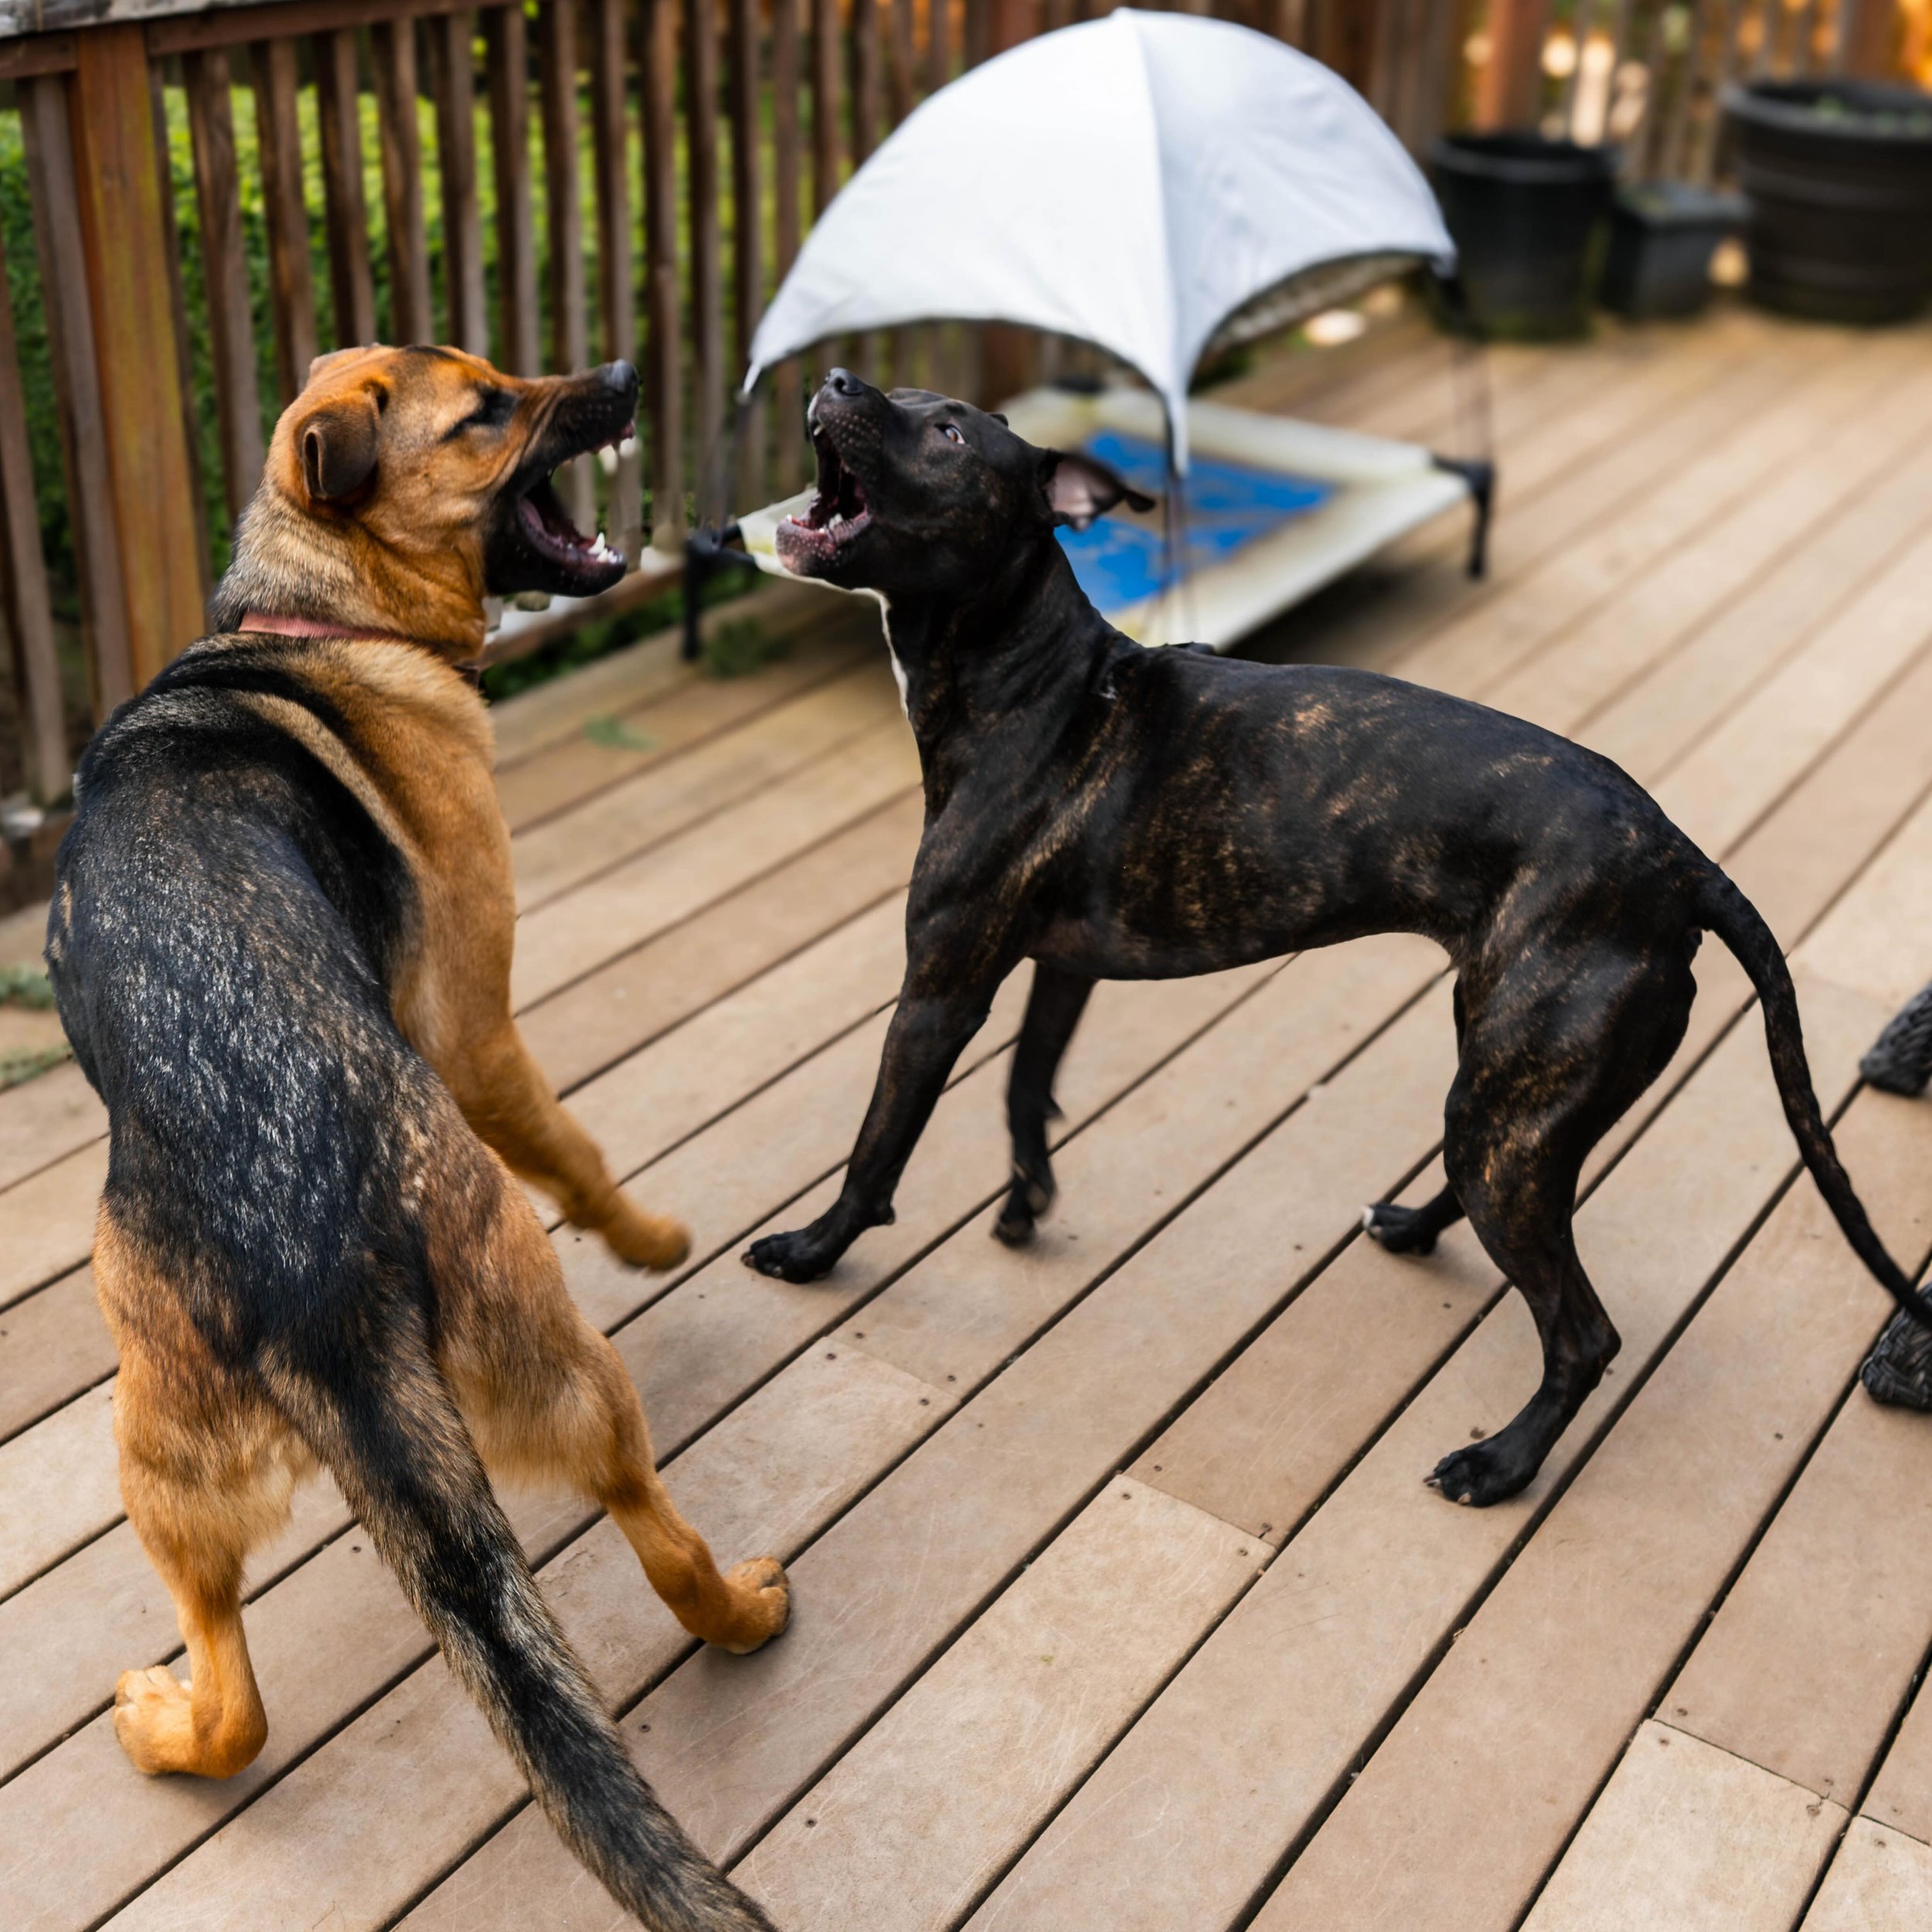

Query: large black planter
left=1725, top=80, right=1932, bottom=324
left=1429, top=131, right=1616, bottom=338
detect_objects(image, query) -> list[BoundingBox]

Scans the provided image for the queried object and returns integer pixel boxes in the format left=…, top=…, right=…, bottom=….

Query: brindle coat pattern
left=745, top=370, right=1931, bottom=1510
left=50, top=347, right=784, bottom=1932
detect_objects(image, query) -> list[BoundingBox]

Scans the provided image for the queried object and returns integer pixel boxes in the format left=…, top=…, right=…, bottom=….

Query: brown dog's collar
left=239, top=611, right=406, bottom=642
left=237, top=610, right=485, bottom=686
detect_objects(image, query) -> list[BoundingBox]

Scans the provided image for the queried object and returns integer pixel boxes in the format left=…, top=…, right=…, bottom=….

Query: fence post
left=978, top=0, right=1040, bottom=406
left=69, top=23, right=204, bottom=687
left=1475, top=0, right=1549, bottom=126
left=0, top=222, right=66, bottom=804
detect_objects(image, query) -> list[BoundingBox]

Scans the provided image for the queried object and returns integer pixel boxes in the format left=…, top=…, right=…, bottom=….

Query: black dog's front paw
left=743, top=1226, right=842, bottom=1283
left=992, top=1162, right=1055, bottom=1248
left=1362, top=1201, right=1438, bottom=1257
left=1423, top=1437, right=1534, bottom=1509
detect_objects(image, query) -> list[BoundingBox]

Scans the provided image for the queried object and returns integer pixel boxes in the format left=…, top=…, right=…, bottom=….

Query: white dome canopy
left=743, top=9, right=1454, bottom=471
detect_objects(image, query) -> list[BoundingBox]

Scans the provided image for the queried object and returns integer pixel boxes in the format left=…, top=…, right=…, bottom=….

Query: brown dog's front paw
left=114, top=1665, right=197, bottom=1774
left=604, top=1200, right=690, bottom=1271
left=713, top=1556, right=791, bottom=1655
left=114, top=1665, right=265, bottom=1778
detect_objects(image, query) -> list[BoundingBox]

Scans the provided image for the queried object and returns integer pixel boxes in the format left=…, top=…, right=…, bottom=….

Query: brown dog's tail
left=266, top=1314, right=774, bottom=1932
left=1701, top=868, right=1932, bottom=1329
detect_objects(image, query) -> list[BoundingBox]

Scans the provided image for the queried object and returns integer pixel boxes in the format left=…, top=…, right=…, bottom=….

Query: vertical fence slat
left=687, top=0, right=725, bottom=520
left=485, top=2, right=539, bottom=372
left=372, top=18, right=434, bottom=342
left=430, top=9, right=488, bottom=355
left=0, top=223, right=68, bottom=804
left=253, top=36, right=319, bottom=400
left=850, top=0, right=880, bottom=168
left=811, top=0, right=841, bottom=213
left=590, top=0, right=641, bottom=552
left=70, top=25, right=203, bottom=686
left=315, top=28, right=376, bottom=348
left=641, top=0, right=681, bottom=548
left=888, top=0, right=916, bottom=121
left=727, top=0, right=765, bottom=502
left=148, top=56, right=212, bottom=604
left=771, top=0, right=804, bottom=491
left=19, top=73, right=131, bottom=715
left=185, top=49, right=266, bottom=519
left=538, top=0, right=594, bottom=526
left=927, top=0, right=951, bottom=87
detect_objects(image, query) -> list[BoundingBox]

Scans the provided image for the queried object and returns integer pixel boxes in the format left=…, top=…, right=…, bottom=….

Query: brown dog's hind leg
left=454, top=1023, right=688, bottom=1270
left=107, top=1333, right=293, bottom=1779
left=444, top=1183, right=788, bottom=1655
left=996, top=961, right=1094, bottom=1247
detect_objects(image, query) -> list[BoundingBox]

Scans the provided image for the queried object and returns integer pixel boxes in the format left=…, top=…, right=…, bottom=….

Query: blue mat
left=1055, top=430, right=1335, bottom=609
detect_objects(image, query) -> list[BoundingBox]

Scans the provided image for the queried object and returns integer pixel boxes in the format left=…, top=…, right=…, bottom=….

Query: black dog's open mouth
left=778, top=430, right=872, bottom=569
left=513, top=420, right=631, bottom=580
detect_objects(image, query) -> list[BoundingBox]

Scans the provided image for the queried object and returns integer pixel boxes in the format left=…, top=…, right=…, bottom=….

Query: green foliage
left=701, top=614, right=787, bottom=680
left=0, top=960, right=55, bottom=1008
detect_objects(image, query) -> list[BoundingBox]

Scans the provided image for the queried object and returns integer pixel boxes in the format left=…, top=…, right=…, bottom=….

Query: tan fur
left=99, top=348, right=787, bottom=1787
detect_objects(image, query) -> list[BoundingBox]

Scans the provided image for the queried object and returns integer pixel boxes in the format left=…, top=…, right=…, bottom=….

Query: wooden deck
left=7, top=302, right=1932, bottom=1930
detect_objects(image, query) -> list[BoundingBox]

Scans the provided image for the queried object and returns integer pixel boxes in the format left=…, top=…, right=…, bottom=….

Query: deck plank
left=1519, top=1723, right=1846, bottom=1932
left=512, top=662, right=900, bottom=912
left=1490, top=349, right=1932, bottom=734
left=1662, top=1370, right=1932, bottom=1808
left=497, top=622, right=874, bottom=833
left=510, top=717, right=920, bottom=1006
left=1803, top=1819, right=1932, bottom=1930
left=737, top=1480, right=1262, bottom=1932
left=1579, top=433, right=1932, bottom=782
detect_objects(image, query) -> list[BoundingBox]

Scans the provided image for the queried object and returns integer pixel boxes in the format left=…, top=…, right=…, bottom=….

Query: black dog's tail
left=1701, top=869, right=1932, bottom=1328
left=267, top=1315, right=774, bottom=1932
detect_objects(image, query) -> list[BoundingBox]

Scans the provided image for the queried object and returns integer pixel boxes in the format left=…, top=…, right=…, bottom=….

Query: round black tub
left=1725, top=80, right=1932, bottom=324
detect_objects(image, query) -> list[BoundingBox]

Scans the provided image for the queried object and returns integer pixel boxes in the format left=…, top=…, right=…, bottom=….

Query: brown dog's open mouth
left=779, top=430, right=872, bottom=566
left=515, top=425, right=631, bottom=575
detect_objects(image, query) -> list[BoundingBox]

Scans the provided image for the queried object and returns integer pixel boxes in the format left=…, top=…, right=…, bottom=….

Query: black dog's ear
left=988, top=412, right=1009, bottom=426
left=297, top=390, right=381, bottom=505
left=1040, top=449, right=1156, bottom=531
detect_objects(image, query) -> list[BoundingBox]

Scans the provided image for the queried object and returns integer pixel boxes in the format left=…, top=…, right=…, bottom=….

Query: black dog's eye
left=940, top=423, right=965, bottom=445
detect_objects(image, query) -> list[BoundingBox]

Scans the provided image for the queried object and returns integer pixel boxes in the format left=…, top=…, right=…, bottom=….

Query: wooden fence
left=0, top=0, right=1919, bottom=855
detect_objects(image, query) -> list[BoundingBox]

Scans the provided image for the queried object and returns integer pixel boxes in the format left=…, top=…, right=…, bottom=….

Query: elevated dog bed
left=691, top=9, right=1492, bottom=654
left=733, top=383, right=1482, bottom=652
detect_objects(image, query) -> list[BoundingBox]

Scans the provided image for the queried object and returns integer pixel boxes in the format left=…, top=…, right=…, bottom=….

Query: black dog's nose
left=601, top=359, right=638, bottom=396
left=825, top=367, right=866, bottom=398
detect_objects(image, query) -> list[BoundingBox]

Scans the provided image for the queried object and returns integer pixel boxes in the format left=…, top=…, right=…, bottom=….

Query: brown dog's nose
left=601, top=359, right=638, bottom=398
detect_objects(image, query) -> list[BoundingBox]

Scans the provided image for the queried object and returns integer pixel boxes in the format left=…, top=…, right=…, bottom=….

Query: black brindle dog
left=743, top=369, right=1932, bottom=1508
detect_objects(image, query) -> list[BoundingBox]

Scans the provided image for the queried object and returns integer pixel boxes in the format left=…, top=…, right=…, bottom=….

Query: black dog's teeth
left=805, top=432, right=866, bottom=533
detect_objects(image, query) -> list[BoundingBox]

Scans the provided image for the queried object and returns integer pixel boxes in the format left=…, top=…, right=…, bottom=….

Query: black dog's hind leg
left=1366, top=979, right=1468, bottom=1257
left=744, top=982, right=998, bottom=1282
left=1424, top=947, right=1692, bottom=1507
left=1363, top=1185, right=1466, bottom=1257
left=995, top=962, right=1094, bottom=1247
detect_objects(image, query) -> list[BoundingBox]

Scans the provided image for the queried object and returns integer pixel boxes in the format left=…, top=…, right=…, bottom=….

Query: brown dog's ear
left=1041, top=449, right=1156, bottom=531
left=298, top=390, right=381, bottom=505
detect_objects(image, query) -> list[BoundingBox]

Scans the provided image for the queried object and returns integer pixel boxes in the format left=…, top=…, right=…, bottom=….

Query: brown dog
left=47, top=347, right=787, bottom=1931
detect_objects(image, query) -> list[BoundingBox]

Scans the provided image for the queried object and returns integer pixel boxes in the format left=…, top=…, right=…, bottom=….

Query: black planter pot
left=1429, top=131, right=1616, bottom=339
left=1600, top=182, right=1747, bottom=320
left=1725, top=80, right=1932, bottom=324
